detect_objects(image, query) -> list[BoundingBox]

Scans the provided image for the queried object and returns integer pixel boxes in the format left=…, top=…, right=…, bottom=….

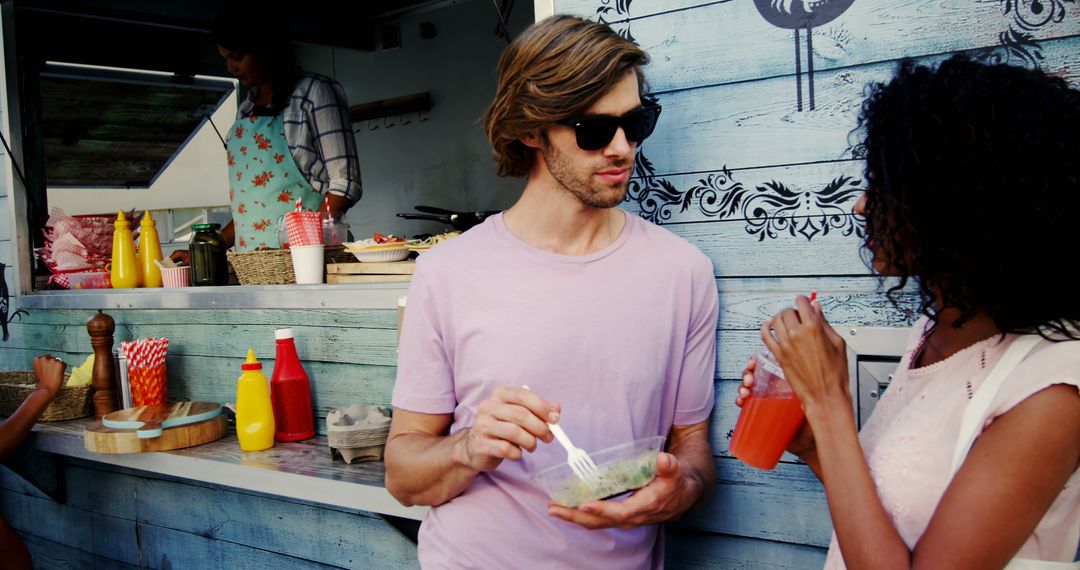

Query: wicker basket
left=0, top=371, right=92, bottom=421
left=227, top=246, right=353, bottom=285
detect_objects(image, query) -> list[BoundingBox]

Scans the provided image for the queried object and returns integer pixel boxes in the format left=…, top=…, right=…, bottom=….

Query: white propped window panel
left=534, top=0, right=555, bottom=20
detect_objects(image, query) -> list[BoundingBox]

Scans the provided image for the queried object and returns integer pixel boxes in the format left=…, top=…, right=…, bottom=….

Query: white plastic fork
left=522, top=385, right=603, bottom=487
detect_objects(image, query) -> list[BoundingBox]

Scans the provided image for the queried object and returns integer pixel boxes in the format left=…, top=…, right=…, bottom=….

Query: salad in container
left=535, top=435, right=665, bottom=508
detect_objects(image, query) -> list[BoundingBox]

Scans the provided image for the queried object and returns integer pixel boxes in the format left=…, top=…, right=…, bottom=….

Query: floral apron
left=227, top=112, right=322, bottom=251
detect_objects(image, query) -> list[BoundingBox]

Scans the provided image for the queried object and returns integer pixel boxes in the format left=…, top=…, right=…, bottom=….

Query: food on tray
left=406, top=231, right=462, bottom=251
left=373, top=232, right=407, bottom=244
left=344, top=233, right=415, bottom=252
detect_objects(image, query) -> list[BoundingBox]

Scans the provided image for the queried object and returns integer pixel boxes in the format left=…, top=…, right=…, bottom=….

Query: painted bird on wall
left=754, top=0, right=856, bottom=111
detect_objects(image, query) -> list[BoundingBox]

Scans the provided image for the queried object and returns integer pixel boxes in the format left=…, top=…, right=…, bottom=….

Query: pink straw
left=295, top=197, right=303, bottom=213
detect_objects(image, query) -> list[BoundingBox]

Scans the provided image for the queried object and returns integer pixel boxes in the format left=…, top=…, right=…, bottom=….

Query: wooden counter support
left=87, top=310, right=117, bottom=419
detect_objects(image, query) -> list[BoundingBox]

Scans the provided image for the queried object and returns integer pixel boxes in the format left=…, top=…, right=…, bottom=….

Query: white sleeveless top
left=822, top=319, right=1080, bottom=568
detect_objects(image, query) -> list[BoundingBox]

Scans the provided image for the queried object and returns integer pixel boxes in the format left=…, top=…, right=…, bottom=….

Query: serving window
left=3, top=0, right=532, bottom=300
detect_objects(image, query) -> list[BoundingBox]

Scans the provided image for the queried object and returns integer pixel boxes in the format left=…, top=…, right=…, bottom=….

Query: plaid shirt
left=237, top=73, right=362, bottom=206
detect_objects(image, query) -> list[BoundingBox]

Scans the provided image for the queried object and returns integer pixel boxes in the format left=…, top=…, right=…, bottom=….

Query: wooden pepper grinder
left=87, top=310, right=117, bottom=419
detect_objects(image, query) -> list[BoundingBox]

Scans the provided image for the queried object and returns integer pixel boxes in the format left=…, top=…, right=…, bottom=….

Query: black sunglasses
left=554, top=102, right=662, bottom=151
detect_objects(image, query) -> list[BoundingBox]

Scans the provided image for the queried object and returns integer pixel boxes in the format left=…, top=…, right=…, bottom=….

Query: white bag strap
left=951, top=335, right=1080, bottom=569
left=1003, top=560, right=1080, bottom=569
left=950, top=335, right=1042, bottom=476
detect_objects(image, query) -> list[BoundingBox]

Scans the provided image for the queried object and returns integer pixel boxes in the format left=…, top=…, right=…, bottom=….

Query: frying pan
left=397, top=206, right=500, bottom=232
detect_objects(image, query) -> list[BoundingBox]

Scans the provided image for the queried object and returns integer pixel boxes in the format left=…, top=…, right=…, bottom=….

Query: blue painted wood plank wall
left=1, top=0, right=1078, bottom=567
left=550, top=0, right=1080, bottom=566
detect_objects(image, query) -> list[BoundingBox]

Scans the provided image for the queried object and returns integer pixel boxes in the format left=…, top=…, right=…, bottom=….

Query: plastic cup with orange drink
left=729, top=292, right=816, bottom=470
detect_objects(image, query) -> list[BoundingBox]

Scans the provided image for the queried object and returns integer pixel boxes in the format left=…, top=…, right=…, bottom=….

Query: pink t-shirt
left=824, top=318, right=1080, bottom=568
left=392, top=211, right=718, bottom=569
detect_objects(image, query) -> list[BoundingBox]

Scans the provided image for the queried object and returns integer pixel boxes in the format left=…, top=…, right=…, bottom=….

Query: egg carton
left=326, top=404, right=392, bottom=464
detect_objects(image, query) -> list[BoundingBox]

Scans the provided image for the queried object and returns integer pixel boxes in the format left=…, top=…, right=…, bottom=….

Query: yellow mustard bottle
left=110, top=211, right=141, bottom=288
left=138, top=210, right=164, bottom=288
left=236, top=349, right=275, bottom=451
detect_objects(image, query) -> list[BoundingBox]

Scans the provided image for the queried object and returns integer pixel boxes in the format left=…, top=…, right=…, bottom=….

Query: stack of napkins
left=326, top=405, right=392, bottom=464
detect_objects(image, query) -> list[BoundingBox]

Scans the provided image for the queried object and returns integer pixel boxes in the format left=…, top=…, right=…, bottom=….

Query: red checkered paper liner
left=41, top=208, right=116, bottom=274
left=285, top=211, right=324, bottom=246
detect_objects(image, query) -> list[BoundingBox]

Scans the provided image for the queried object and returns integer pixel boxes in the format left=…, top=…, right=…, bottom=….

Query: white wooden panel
left=0, top=489, right=139, bottom=565
left=17, top=307, right=397, bottom=329
left=0, top=348, right=396, bottom=436
left=560, top=0, right=1080, bottom=93
left=135, top=522, right=363, bottom=570
left=135, top=474, right=420, bottom=568
left=14, top=322, right=399, bottom=366
left=559, top=0, right=719, bottom=20
left=639, top=35, right=1080, bottom=174
left=676, top=457, right=832, bottom=547
left=20, top=534, right=141, bottom=570
left=716, top=275, right=917, bottom=330
left=666, top=528, right=828, bottom=569
left=669, top=219, right=867, bottom=277
left=42, top=462, right=420, bottom=569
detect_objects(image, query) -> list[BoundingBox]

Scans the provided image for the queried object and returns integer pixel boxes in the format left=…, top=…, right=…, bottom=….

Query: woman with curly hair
left=739, top=55, right=1080, bottom=569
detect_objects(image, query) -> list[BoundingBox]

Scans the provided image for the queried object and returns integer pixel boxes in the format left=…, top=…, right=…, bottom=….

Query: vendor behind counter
left=173, top=1, right=362, bottom=261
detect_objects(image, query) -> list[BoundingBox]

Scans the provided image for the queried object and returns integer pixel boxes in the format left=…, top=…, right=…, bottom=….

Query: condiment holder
left=325, top=404, right=391, bottom=464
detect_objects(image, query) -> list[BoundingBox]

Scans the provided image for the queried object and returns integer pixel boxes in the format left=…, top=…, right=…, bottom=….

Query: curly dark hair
left=857, top=55, right=1080, bottom=338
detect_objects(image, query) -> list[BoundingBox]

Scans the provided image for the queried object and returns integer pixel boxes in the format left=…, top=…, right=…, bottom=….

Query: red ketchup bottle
left=270, top=327, right=315, bottom=441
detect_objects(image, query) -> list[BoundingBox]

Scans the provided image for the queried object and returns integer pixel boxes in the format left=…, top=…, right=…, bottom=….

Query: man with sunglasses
left=386, top=15, right=718, bottom=568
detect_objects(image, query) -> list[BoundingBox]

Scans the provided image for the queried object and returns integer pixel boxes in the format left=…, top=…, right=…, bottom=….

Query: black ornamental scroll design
left=627, top=150, right=864, bottom=241
left=979, top=0, right=1075, bottom=68
left=626, top=151, right=683, bottom=223
left=740, top=176, right=864, bottom=241
left=596, top=0, right=635, bottom=42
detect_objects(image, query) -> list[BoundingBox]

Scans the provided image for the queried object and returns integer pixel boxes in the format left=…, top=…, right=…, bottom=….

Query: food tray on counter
left=326, top=261, right=415, bottom=284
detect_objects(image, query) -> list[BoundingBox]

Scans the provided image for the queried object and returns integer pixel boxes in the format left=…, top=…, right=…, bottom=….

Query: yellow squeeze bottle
left=110, top=211, right=141, bottom=288
left=236, top=349, right=275, bottom=451
left=138, top=211, right=164, bottom=288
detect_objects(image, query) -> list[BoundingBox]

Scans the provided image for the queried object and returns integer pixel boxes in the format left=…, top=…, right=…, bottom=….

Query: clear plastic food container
left=534, top=435, right=665, bottom=507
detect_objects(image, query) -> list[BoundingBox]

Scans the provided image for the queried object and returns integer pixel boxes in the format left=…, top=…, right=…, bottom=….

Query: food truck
left=0, top=0, right=1077, bottom=567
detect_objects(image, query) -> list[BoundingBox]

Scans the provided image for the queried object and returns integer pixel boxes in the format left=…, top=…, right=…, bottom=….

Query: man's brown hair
left=483, top=15, right=649, bottom=178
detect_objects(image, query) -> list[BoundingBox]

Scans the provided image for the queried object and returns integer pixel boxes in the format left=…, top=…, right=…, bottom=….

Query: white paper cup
left=290, top=245, right=325, bottom=284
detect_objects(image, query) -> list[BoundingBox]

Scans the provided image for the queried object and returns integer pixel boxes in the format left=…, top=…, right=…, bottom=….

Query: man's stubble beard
left=541, top=137, right=632, bottom=209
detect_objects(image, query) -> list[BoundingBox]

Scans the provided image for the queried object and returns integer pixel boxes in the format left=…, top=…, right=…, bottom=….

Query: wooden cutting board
left=84, top=414, right=228, bottom=454
left=102, top=402, right=222, bottom=439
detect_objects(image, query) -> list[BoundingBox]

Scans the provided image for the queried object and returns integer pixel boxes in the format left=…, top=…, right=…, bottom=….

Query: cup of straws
left=120, top=337, right=170, bottom=407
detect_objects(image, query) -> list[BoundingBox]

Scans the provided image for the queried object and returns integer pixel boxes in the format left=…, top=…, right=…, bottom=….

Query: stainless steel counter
left=27, top=418, right=428, bottom=520
left=18, top=283, right=411, bottom=311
